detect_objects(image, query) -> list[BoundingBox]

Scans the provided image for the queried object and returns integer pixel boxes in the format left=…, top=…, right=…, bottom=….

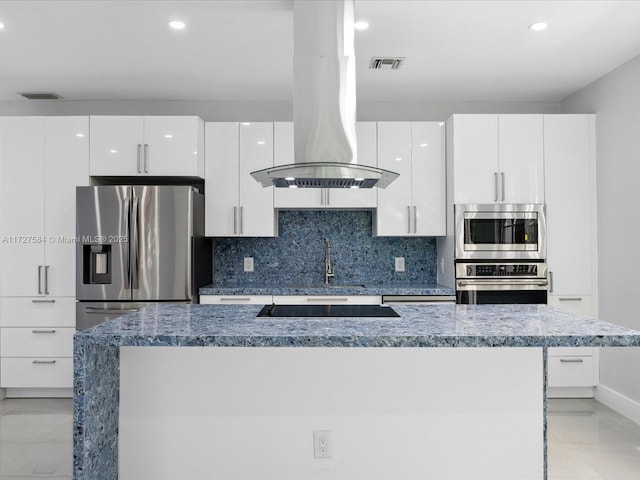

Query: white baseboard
left=548, top=386, right=594, bottom=398
left=4, top=388, right=72, bottom=398
left=596, top=384, right=640, bottom=426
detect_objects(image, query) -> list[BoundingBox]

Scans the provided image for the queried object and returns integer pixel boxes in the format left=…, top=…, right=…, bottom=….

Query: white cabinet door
left=499, top=115, right=544, bottom=203
left=89, top=116, right=143, bottom=176
left=451, top=115, right=499, bottom=204
left=142, top=116, right=204, bottom=177
left=205, top=123, right=275, bottom=237
left=544, top=115, right=593, bottom=295
left=412, top=122, right=446, bottom=236
left=239, top=122, right=275, bottom=236
left=376, top=122, right=412, bottom=236
left=205, top=123, right=240, bottom=236
left=44, top=117, right=89, bottom=296
left=273, top=122, right=320, bottom=209
left=0, top=117, right=46, bottom=296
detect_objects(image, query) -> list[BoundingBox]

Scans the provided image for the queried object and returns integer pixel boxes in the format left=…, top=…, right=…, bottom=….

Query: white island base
left=120, top=347, right=544, bottom=480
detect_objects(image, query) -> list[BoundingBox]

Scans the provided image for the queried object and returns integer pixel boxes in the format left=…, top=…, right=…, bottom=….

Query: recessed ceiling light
left=164, top=134, right=173, bottom=139
left=110, top=149, right=118, bottom=154
left=0, top=22, right=5, bottom=30
left=354, top=21, right=369, bottom=30
left=168, top=20, right=186, bottom=30
left=529, top=22, right=548, bottom=31
left=76, top=133, right=85, bottom=138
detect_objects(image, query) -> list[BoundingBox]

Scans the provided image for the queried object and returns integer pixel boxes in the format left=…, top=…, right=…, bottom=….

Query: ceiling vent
left=19, top=92, right=63, bottom=100
left=369, top=57, right=405, bottom=70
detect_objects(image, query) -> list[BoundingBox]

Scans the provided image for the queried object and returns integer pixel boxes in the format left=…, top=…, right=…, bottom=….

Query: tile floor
left=0, top=397, right=639, bottom=479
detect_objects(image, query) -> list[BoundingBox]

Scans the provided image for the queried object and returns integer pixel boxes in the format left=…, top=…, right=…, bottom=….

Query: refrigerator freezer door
left=76, top=186, right=132, bottom=301
left=132, top=186, right=193, bottom=301
left=75, top=301, right=189, bottom=331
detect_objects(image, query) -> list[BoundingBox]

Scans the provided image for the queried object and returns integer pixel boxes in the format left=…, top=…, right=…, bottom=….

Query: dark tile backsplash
left=212, top=210, right=437, bottom=286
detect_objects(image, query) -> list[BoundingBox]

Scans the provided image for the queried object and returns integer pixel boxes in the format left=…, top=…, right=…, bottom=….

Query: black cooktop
left=256, top=304, right=400, bottom=318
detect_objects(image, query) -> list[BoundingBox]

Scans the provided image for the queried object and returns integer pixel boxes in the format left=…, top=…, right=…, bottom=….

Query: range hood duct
left=251, top=0, right=399, bottom=189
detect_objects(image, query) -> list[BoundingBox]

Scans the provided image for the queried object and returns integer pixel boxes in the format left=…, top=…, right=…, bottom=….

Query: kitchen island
left=73, top=303, right=640, bottom=480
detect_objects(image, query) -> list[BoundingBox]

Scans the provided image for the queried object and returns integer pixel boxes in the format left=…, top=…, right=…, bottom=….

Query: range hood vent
left=250, top=0, right=399, bottom=190
left=369, top=57, right=405, bottom=70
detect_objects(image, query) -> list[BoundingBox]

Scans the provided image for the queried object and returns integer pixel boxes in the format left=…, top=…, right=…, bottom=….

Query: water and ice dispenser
left=82, top=244, right=112, bottom=284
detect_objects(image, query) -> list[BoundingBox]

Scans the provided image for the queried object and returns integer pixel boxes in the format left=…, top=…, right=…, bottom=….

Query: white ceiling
left=2, top=0, right=640, bottom=103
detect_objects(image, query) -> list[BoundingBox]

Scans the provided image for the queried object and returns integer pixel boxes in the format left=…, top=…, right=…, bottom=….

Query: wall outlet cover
left=244, top=257, right=254, bottom=272
left=395, top=257, right=405, bottom=272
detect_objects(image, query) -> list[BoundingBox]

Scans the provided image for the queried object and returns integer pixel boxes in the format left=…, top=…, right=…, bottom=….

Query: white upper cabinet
left=544, top=114, right=596, bottom=298
left=205, top=122, right=275, bottom=237
left=451, top=114, right=544, bottom=204
left=274, top=122, right=377, bottom=209
left=89, top=116, right=204, bottom=177
left=375, top=121, right=446, bottom=236
left=0, top=116, right=89, bottom=297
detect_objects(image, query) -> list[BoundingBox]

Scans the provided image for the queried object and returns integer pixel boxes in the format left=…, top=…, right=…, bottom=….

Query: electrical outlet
left=313, top=430, right=332, bottom=458
left=394, top=257, right=405, bottom=272
left=243, top=257, right=254, bottom=272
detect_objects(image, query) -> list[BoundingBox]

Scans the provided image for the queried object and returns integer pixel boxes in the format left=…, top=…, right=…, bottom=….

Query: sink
left=287, top=284, right=366, bottom=289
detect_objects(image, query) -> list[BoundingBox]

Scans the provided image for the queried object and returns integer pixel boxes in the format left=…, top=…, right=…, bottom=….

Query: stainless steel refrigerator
left=75, top=185, right=211, bottom=330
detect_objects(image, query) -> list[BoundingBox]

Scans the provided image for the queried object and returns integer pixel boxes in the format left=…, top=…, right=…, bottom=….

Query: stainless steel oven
left=455, top=261, right=548, bottom=304
left=455, top=204, right=546, bottom=261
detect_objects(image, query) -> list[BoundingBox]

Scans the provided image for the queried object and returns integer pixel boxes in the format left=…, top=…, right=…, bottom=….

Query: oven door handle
left=457, top=279, right=549, bottom=287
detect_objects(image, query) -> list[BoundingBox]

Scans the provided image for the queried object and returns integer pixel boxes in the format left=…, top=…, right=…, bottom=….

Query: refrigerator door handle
left=131, top=194, right=139, bottom=290
left=84, top=307, right=141, bottom=314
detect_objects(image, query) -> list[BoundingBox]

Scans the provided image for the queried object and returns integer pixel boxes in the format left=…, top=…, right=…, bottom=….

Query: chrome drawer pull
left=306, top=297, right=348, bottom=302
left=220, top=297, right=251, bottom=302
left=32, top=329, right=56, bottom=334
left=559, top=358, right=584, bottom=363
left=32, top=299, right=56, bottom=303
left=33, top=360, right=57, bottom=364
left=558, top=297, right=583, bottom=302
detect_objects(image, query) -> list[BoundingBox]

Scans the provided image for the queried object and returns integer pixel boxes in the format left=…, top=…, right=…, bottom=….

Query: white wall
left=562, top=54, right=640, bottom=416
left=0, top=99, right=561, bottom=121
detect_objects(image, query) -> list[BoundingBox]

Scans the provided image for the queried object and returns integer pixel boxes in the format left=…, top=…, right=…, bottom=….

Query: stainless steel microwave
left=455, top=204, right=546, bottom=260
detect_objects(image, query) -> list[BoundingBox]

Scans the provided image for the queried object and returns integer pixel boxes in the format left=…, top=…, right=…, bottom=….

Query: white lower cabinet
left=547, top=295, right=597, bottom=396
left=200, top=295, right=273, bottom=305
left=0, top=297, right=75, bottom=391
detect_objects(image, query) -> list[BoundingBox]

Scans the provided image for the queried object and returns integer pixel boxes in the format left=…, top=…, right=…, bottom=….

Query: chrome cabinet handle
left=239, top=206, right=244, bottom=235
left=32, top=299, right=55, bottom=303
left=549, top=271, right=554, bottom=293
left=559, top=297, right=583, bottom=302
left=326, top=188, right=330, bottom=206
left=137, top=144, right=142, bottom=173
left=306, top=297, right=348, bottom=302
left=33, top=360, right=56, bottom=365
left=220, top=297, right=251, bottom=302
left=501, top=172, right=505, bottom=202
left=494, top=172, right=499, bottom=202
left=559, top=358, right=584, bottom=363
left=233, top=206, right=238, bottom=234
left=32, top=329, right=56, bottom=334
left=407, top=206, right=412, bottom=234
left=413, top=206, right=417, bottom=234
left=37, top=265, right=43, bottom=294
left=320, top=189, right=325, bottom=206
left=143, top=144, right=149, bottom=173
left=44, top=265, right=50, bottom=294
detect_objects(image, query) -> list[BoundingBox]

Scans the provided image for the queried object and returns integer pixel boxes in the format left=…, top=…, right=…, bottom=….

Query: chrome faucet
left=324, top=239, right=335, bottom=285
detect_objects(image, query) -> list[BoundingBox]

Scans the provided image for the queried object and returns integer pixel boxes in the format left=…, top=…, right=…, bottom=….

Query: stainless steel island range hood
left=250, top=0, right=399, bottom=189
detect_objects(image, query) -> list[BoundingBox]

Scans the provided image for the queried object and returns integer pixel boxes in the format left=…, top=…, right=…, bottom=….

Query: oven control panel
left=456, top=262, right=547, bottom=278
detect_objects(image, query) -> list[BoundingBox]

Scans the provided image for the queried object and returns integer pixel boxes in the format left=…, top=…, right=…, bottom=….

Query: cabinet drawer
left=0, top=297, right=76, bottom=327
left=1, top=327, right=74, bottom=357
left=273, top=295, right=382, bottom=305
left=1, top=357, right=73, bottom=389
left=548, top=295, right=593, bottom=317
left=547, top=355, right=595, bottom=387
left=200, top=295, right=273, bottom=305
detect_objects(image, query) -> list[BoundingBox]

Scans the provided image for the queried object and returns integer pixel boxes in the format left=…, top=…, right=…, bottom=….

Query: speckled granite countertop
left=75, top=303, right=640, bottom=348
left=199, top=284, right=455, bottom=296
